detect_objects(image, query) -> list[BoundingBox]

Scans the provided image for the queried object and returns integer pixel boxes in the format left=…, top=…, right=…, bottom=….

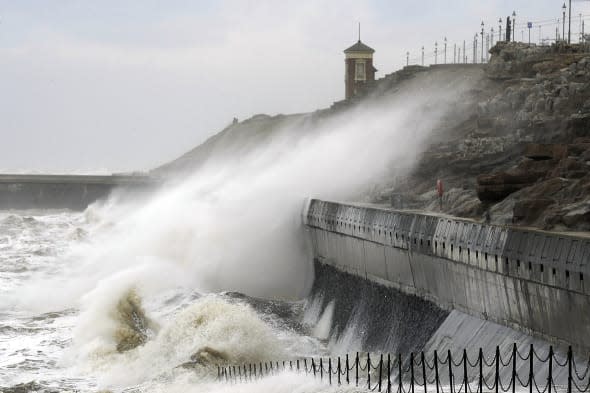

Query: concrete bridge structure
left=304, top=199, right=590, bottom=353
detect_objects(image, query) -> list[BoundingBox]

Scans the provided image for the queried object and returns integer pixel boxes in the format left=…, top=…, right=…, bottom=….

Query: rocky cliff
left=154, top=42, right=590, bottom=232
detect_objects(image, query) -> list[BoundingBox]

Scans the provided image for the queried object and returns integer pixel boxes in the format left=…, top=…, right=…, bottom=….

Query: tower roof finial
left=358, top=22, right=361, bottom=42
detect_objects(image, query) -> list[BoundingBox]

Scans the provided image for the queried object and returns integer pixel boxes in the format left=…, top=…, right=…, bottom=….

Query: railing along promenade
left=218, top=345, right=590, bottom=393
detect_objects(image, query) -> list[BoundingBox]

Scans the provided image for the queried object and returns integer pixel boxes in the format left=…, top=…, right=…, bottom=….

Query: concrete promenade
left=304, top=198, right=590, bottom=352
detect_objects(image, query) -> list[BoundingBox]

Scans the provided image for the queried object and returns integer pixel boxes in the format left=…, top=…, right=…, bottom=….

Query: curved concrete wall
left=304, top=199, right=590, bottom=353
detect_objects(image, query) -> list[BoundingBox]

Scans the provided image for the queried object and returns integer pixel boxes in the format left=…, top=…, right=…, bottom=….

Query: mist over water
left=0, top=72, right=478, bottom=392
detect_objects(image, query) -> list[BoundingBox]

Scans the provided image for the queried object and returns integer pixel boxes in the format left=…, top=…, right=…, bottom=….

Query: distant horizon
left=2, top=0, right=590, bottom=173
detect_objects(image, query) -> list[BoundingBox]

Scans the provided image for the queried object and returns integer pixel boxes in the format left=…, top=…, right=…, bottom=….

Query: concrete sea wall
left=0, top=174, right=157, bottom=210
left=304, top=199, right=590, bottom=353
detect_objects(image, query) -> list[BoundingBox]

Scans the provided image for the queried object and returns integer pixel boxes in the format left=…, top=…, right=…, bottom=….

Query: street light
left=421, top=46, right=424, bottom=66
left=481, top=21, right=485, bottom=63
left=435, top=41, right=438, bottom=64
left=499, top=18, right=503, bottom=41
left=512, top=11, right=517, bottom=42
left=568, top=0, right=572, bottom=43
left=444, top=37, right=447, bottom=64
left=406, top=51, right=409, bottom=66
left=491, top=27, right=495, bottom=47
left=562, top=3, right=567, bottom=43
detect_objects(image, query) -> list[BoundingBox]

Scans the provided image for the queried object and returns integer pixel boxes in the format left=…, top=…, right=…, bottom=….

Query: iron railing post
left=463, top=349, right=468, bottom=393
left=529, top=344, right=534, bottom=393
left=379, top=354, right=383, bottom=392
left=434, top=350, right=440, bottom=393
left=411, top=352, right=415, bottom=393
left=388, top=354, right=392, bottom=393
left=399, top=353, right=404, bottom=393
left=448, top=350, right=454, bottom=392
left=568, top=346, right=573, bottom=393
left=346, top=354, right=350, bottom=385
left=421, top=352, right=427, bottom=393
left=512, top=344, right=517, bottom=393
left=479, top=348, right=483, bottom=393
left=548, top=346, right=554, bottom=393
left=495, top=346, right=500, bottom=393
left=368, top=353, right=372, bottom=389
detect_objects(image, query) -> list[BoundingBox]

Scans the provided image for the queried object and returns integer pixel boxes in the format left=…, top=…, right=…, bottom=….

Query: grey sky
left=1, top=0, right=589, bottom=173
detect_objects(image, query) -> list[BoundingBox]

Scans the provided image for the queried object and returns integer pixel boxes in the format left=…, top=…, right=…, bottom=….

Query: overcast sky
left=2, top=0, right=590, bottom=173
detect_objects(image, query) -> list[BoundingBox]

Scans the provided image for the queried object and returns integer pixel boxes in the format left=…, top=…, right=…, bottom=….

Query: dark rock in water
left=114, top=289, right=157, bottom=352
left=0, top=381, right=59, bottom=393
left=180, top=346, right=229, bottom=369
left=223, top=291, right=305, bottom=333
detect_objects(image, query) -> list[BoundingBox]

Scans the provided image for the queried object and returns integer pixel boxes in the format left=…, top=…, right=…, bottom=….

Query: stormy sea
left=0, top=70, right=481, bottom=393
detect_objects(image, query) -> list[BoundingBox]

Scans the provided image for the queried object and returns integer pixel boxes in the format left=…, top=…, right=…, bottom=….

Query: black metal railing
left=217, top=344, right=590, bottom=393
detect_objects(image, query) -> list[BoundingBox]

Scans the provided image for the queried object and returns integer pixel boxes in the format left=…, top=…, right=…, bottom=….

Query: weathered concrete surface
left=304, top=199, right=590, bottom=353
left=0, top=174, right=158, bottom=210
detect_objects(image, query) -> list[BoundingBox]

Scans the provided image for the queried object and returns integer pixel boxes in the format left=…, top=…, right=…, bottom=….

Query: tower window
left=355, top=60, right=366, bottom=81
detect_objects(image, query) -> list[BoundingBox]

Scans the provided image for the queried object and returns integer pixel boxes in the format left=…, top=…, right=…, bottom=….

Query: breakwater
left=303, top=199, right=590, bottom=353
left=0, top=174, right=158, bottom=210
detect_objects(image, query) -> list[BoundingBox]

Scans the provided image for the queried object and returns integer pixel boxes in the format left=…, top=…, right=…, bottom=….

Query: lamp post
left=568, top=0, right=571, bottom=43
left=435, top=41, right=438, bottom=64
left=406, top=51, right=409, bottom=66
left=463, top=40, right=466, bottom=63
left=454, top=43, right=457, bottom=63
left=491, top=27, right=495, bottom=47
left=562, top=3, right=567, bottom=43
left=512, top=11, right=517, bottom=42
left=499, top=18, right=503, bottom=41
left=421, top=46, right=424, bottom=66
left=444, top=37, right=447, bottom=64
left=474, top=34, right=478, bottom=64
left=481, top=22, right=485, bottom=63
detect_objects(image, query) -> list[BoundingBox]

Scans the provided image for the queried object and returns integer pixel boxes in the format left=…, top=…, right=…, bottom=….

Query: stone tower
left=344, top=39, right=376, bottom=99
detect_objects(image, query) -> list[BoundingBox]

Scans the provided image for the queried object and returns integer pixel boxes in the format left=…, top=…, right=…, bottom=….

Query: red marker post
left=436, top=179, right=444, bottom=211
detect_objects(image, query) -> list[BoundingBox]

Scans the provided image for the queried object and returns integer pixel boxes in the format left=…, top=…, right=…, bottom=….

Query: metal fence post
left=320, top=358, right=323, bottom=381
left=463, top=349, right=468, bottom=393
left=328, top=358, right=332, bottom=385
left=356, top=352, right=360, bottom=387
left=411, top=352, right=415, bottom=393
left=338, top=357, right=342, bottom=385
left=495, top=346, right=500, bottom=393
left=568, top=346, right=573, bottom=393
left=379, top=354, right=383, bottom=392
left=346, top=354, right=350, bottom=385
left=399, top=353, right=403, bottom=393
left=448, top=350, right=454, bottom=391
left=479, top=348, right=483, bottom=393
left=529, top=345, right=534, bottom=393
left=548, top=346, right=554, bottom=393
left=512, top=344, right=517, bottom=393
left=434, top=350, right=440, bottom=393
left=388, top=354, right=392, bottom=393
left=421, top=352, right=427, bottom=393
left=368, top=353, right=372, bottom=390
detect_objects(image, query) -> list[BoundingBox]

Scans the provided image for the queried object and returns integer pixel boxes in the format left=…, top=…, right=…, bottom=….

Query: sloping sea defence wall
left=0, top=174, right=158, bottom=210
left=304, top=199, right=590, bottom=353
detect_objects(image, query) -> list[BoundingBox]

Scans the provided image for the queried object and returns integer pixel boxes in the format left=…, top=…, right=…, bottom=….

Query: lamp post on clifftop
left=562, top=3, right=567, bottom=43
left=444, top=37, right=447, bottom=64
left=499, top=18, right=502, bottom=41
left=435, top=41, right=438, bottom=64
left=512, top=11, right=516, bottom=41
left=481, top=22, right=485, bottom=63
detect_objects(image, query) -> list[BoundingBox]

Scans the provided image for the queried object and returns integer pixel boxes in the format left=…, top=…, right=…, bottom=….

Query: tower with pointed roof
left=344, top=35, right=377, bottom=99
